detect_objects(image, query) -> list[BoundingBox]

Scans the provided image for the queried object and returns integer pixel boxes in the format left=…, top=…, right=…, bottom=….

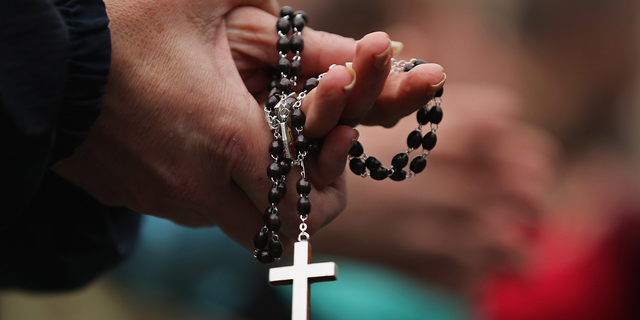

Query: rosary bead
left=278, top=159, right=292, bottom=176
left=365, top=156, right=382, bottom=170
left=256, top=249, right=275, bottom=264
left=280, top=6, right=294, bottom=18
left=277, top=180, right=288, bottom=197
left=291, top=34, right=304, bottom=53
left=278, top=78, right=292, bottom=94
left=292, top=15, right=306, bottom=31
left=254, top=229, right=269, bottom=249
left=291, top=108, right=306, bottom=127
left=298, top=196, right=311, bottom=215
left=391, top=153, right=409, bottom=169
left=269, top=79, right=278, bottom=91
left=269, top=139, right=284, bottom=157
left=422, top=132, right=437, bottom=150
left=435, top=87, right=444, bottom=98
left=428, top=105, right=443, bottom=124
left=417, top=106, right=429, bottom=125
left=277, top=57, right=291, bottom=74
left=404, top=64, right=414, bottom=72
left=290, top=60, right=302, bottom=77
left=308, top=141, right=321, bottom=154
left=303, top=77, right=319, bottom=92
left=267, top=161, right=282, bottom=179
left=296, top=177, right=312, bottom=195
left=415, top=59, right=427, bottom=65
left=295, top=134, right=310, bottom=151
left=276, top=18, right=291, bottom=34
left=276, top=37, right=291, bottom=54
left=349, top=158, right=366, bottom=175
left=266, top=95, right=279, bottom=111
left=269, top=238, right=284, bottom=258
left=407, top=130, right=423, bottom=149
left=349, top=141, right=364, bottom=157
left=295, top=10, right=309, bottom=23
left=390, top=169, right=407, bottom=181
left=370, top=166, right=389, bottom=181
left=264, top=207, right=281, bottom=231
left=268, top=185, right=284, bottom=205
left=410, top=156, right=427, bottom=173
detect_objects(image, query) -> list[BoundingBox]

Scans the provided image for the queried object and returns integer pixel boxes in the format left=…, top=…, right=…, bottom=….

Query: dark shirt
left=0, top=0, right=140, bottom=291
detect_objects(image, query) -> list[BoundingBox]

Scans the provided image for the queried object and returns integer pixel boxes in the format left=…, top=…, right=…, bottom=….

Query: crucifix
left=269, top=241, right=338, bottom=320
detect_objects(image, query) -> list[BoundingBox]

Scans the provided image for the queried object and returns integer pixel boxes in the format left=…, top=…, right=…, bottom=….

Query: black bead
left=269, top=79, right=278, bottom=91
left=417, top=106, right=429, bottom=125
left=254, top=229, right=269, bottom=249
left=276, top=18, right=291, bottom=34
left=427, top=105, right=443, bottom=124
left=422, top=132, right=437, bottom=150
left=276, top=180, right=287, bottom=197
left=269, top=239, right=284, bottom=258
left=290, top=60, right=302, bottom=77
left=349, top=141, right=364, bottom=157
left=391, top=153, right=409, bottom=169
left=267, top=161, right=282, bottom=179
left=435, top=87, right=444, bottom=98
left=277, top=57, right=291, bottom=74
left=264, top=207, right=281, bottom=231
left=280, top=6, right=294, bottom=18
left=303, top=78, right=319, bottom=92
left=291, top=108, right=306, bottom=127
left=296, top=177, right=312, bottom=195
left=370, top=166, right=389, bottom=180
left=308, top=141, right=321, bottom=154
left=407, top=130, right=423, bottom=149
left=349, top=158, right=366, bottom=175
left=294, top=10, right=309, bottom=23
left=295, top=134, right=310, bottom=152
left=410, top=156, right=427, bottom=173
left=279, top=159, right=292, bottom=175
left=390, top=169, right=407, bottom=181
left=256, top=249, right=275, bottom=264
left=365, top=156, right=382, bottom=170
left=292, top=15, right=306, bottom=31
left=298, top=196, right=311, bottom=215
left=278, top=78, right=292, bottom=94
left=414, top=59, right=427, bottom=65
left=266, top=95, right=279, bottom=111
left=291, top=34, right=304, bottom=53
left=268, top=185, right=284, bottom=205
left=404, top=64, right=414, bottom=72
left=269, top=140, right=284, bottom=157
left=269, top=87, right=280, bottom=98
left=276, top=37, right=291, bottom=54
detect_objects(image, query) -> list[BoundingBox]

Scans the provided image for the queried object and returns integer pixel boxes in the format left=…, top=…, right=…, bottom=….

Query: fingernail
left=429, top=72, right=447, bottom=90
left=350, top=128, right=360, bottom=147
left=374, top=39, right=392, bottom=69
left=391, top=40, right=404, bottom=57
left=344, top=68, right=356, bottom=91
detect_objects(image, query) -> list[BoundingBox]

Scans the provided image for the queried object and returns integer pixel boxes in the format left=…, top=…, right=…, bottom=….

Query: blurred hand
left=52, top=0, right=446, bottom=249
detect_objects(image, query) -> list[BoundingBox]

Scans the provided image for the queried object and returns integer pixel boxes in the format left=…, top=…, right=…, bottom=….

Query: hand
left=52, top=0, right=446, bottom=250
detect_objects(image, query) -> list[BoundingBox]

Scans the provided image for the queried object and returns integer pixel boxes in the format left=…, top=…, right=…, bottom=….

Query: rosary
left=252, top=6, right=444, bottom=320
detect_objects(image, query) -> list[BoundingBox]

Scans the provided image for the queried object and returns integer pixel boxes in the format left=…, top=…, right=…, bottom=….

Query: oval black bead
left=407, top=130, right=423, bottom=149
left=414, top=59, right=427, bottom=65
left=370, top=166, right=389, bottom=180
left=292, top=15, right=306, bottom=31
left=269, top=239, right=284, bottom=258
left=279, top=159, right=292, bottom=176
left=279, top=6, right=294, bottom=18
left=295, top=134, right=310, bottom=152
left=391, top=153, right=409, bottom=169
left=349, top=141, right=364, bottom=157
left=296, top=177, right=311, bottom=195
left=291, top=34, right=304, bottom=53
left=303, top=77, right=319, bottom=92
left=276, top=18, right=291, bottom=34
left=410, top=156, right=427, bottom=173
left=276, top=180, right=287, bottom=197
left=390, top=169, right=407, bottom=181
left=298, top=196, right=311, bottom=215
left=267, top=161, right=282, bottom=179
left=256, top=249, right=275, bottom=264
left=349, top=158, right=366, bottom=175
left=264, top=207, right=281, bottom=232
left=268, top=186, right=284, bottom=205
left=427, top=106, right=443, bottom=125
left=365, top=156, right=382, bottom=170
left=291, top=108, right=306, bottom=127
left=254, top=229, right=269, bottom=249
left=277, top=57, right=291, bottom=74
left=266, top=95, right=279, bottom=111
left=404, top=64, right=414, bottom=72
left=417, top=106, right=429, bottom=125
left=435, top=87, right=444, bottom=98
left=276, top=37, right=291, bottom=54
left=422, top=132, right=437, bottom=150
left=269, top=140, right=284, bottom=157
left=294, top=10, right=309, bottom=23
left=290, top=60, right=302, bottom=77
left=278, top=78, right=292, bottom=94
left=269, top=79, right=278, bottom=91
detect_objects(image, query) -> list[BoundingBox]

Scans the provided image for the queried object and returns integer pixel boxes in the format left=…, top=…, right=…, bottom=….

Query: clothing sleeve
left=0, top=0, right=141, bottom=291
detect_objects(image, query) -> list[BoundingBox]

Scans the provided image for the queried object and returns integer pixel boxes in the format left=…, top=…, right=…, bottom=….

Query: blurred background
left=3, top=0, right=640, bottom=319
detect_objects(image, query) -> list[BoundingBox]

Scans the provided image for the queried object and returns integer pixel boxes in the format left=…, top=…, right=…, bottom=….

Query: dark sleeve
left=0, top=0, right=141, bottom=291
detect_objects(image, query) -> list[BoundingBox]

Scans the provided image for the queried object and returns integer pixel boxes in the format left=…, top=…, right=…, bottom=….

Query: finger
left=230, top=0, right=280, bottom=15
left=304, top=125, right=357, bottom=190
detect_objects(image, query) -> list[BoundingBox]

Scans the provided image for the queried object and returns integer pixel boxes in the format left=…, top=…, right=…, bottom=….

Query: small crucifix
left=269, top=241, right=338, bottom=320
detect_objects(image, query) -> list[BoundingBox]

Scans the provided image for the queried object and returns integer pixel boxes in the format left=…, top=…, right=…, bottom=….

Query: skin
left=52, top=0, right=446, bottom=250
